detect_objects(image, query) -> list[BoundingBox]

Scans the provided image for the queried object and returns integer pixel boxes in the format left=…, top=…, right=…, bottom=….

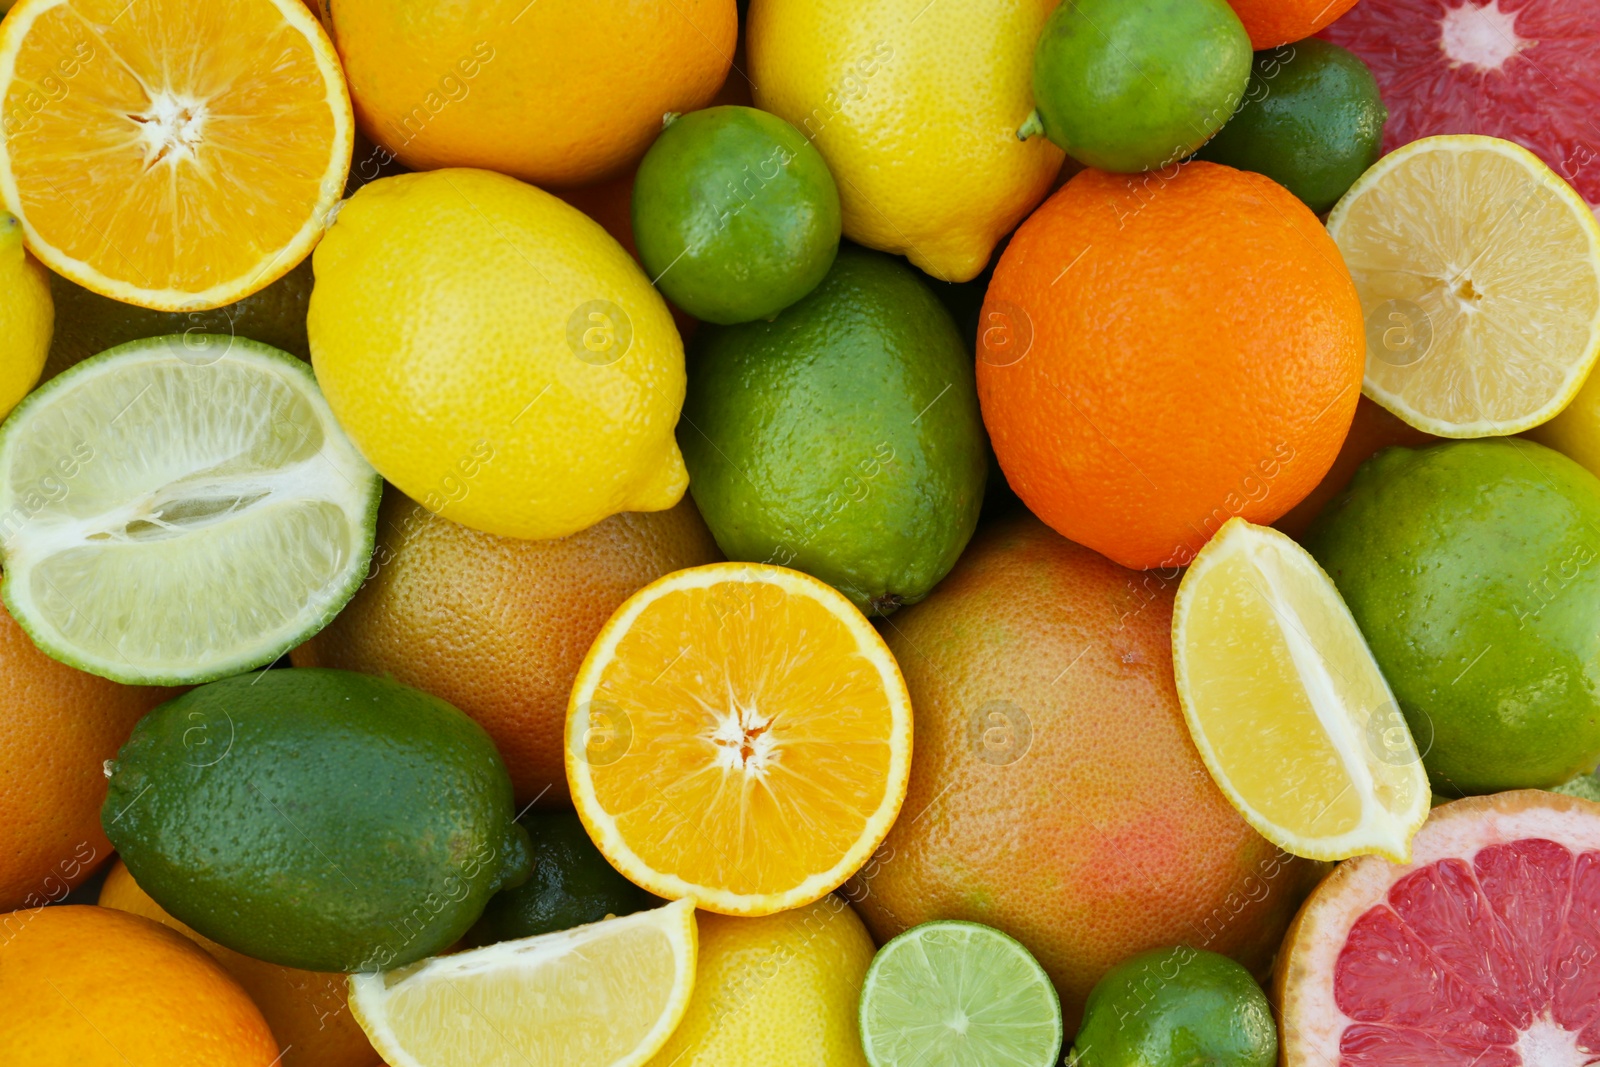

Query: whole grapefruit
left=292, top=491, right=720, bottom=807
left=848, top=512, right=1320, bottom=1028
left=976, top=163, right=1365, bottom=572
left=0, top=601, right=175, bottom=912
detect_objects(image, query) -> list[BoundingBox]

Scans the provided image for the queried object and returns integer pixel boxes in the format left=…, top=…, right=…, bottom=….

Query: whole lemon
left=0, top=212, right=51, bottom=418
left=645, top=897, right=873, bottom=1067
left=309, top=168, right=687, bottom=541
left=748, top=0, right=1064, bottom=282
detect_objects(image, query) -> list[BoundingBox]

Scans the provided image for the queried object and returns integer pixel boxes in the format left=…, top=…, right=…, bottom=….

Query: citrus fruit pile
left=1, top=0, right=1599, bottom=1065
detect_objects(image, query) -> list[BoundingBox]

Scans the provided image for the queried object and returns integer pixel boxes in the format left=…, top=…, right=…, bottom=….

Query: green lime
left=679, top=245, right=986, bottom=615
left=0, top=335, right=380, bottom=684
left=1197, top=39, right=1386, bottom=214
left=1305, top=439, right=1600, bottom=795
left=1069, top=946, right=1275, bottom=1067
left=859, top=920, right=1062, bottom=1067
left=43, top=255, right=314, bottom=382
left=1028, top=0, right=1251, bottom=173
left=633, top=105, right=841, bottom=324
left=102, top=668, right=532, bottom=973
left=464, top=810, right=660, bottom=946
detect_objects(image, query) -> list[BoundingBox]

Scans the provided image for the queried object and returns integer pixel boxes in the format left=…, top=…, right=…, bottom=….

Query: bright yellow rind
left=1327, top=135, right=1600, bottom=438
left=567, top=562, right=913, bottom=916
left=347, top=898, right=698, bottom=1067
left=1172, top=518, right=1430, bottom=862
left=0, top=217, right=50, bottom=419
left=0, top=0, right=352, bottom=311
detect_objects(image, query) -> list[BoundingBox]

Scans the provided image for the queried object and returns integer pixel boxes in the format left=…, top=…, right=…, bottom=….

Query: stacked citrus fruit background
left=1, top=0, right=1599, bottom=1064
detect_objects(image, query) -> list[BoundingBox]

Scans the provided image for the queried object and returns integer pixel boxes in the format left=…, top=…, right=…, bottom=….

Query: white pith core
left=1439, top=0, right=1534, bottom=72
left=709, top=693, right=776, bottom=774
left=1514, top=1014, right=1596, bottom=1066
left=129, top=90, right=208, bottom=168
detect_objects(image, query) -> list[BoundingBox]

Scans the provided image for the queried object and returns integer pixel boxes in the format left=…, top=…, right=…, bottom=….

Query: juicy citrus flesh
left=1173, top=518, right=1429, bottom=862
left=0, top=0, right=352, bottom=310
left=1279, top=791, right=1600, bottom=1067
left=858, top=920, right=1063, bottom=1067
left=0, top=336, right=379, bottom=684
left=568, top=562, right=912, bottom=916
left=1328, top=135, right=1600, bottom=437
left=348, top=898, right=697, bottom=1067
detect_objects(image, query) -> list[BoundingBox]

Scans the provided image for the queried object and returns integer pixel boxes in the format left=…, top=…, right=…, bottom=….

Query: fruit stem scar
left=1017, top=110, right=1044, bottom=141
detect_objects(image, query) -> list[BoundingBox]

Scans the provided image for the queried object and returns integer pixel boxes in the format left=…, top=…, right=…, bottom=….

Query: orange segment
left=0, top=0, right=351, bottom=311
left=567, top=563, right=912, bottom=916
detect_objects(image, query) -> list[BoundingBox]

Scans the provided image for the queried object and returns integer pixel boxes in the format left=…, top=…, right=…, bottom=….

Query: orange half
left=567, top=563, right=913, bottom=916
left=0, top=0, right=352, bottom=311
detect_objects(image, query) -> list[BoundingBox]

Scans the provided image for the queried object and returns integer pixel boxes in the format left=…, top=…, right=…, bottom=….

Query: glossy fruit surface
left=848, top=513, right=1318, bottom=1029
left=633, top=106, right=840, bottom=324
left=292, top=491, right=719, bottom=807
left=1198, top=39, right=1387, bottom=213
left=0, top=905, right=279, bottom=1066
left=1306, top=439, right=1600, bottom=794
left=103, top=668, right=531, bottom=972
left=977, top=163, right=1364, bottom=571
left=681, top=247, right=985, bottom=613
left=330, top=0, right=735, bottom=187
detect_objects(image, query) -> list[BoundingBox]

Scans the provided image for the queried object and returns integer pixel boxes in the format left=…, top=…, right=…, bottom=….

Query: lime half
left=0, top=334, right=380, bottom=684
left=859, top=920, right=1062, bottom=1067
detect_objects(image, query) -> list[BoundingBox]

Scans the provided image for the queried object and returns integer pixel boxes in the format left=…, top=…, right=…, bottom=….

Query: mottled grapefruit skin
left=850, top=512, right=1320, bottom=1028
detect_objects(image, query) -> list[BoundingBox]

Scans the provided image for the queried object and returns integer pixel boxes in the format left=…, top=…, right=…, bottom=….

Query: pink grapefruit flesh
left=1320, top=0, right=1600, bottom=207
left=1278, top=790, right=1600, bottom=1066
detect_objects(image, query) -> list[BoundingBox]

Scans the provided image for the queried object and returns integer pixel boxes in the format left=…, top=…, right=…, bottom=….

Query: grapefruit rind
left=1327, top=135, right=1600, bottom=438
left=347, top=898, right=698, bottom=1067
left=566, top=562, right=914, bottom=917
left=1276, top=790, right=1600, bottom=1067
left=0, top=0, right=354, bottom=312
left=1172, top=518, right=1430, bottom=863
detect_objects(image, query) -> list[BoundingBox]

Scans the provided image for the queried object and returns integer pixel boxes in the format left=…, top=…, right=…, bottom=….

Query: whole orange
left=0, top=905, right=278, bottom=1066
left=848, top=512, right=1320, bottom=1029
left=1226, top=0, right=1360, bottom=49
left=0, top=603, right=175, bottom=912
left=100, top=861, right=379, bottom=1067
left=293, top=491, right=720, bottom=807
left=976, top=162, right=1364, bottom=572
left=329, top=0, right=736, bottom=187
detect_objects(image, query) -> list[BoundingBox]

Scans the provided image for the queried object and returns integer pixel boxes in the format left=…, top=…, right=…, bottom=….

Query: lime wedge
left=0, top=334, right=380, bottom=684
left=858, top=920, right=1062, bottom=1067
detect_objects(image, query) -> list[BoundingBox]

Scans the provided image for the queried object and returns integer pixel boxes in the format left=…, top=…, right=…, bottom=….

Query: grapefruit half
left=1321, top=0, right=1600, bottom=208
left=1277, top=790, right=1600, bottom=1066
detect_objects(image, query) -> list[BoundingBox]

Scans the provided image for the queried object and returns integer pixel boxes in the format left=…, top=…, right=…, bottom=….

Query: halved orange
left=567, top=563, right=913, bottom=916
left=0, top=0, right=352, bottom=311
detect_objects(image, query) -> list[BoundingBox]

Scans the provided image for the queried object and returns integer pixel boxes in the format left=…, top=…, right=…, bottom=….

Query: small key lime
left=1069, top=946, right=1275, bottom=1067
left=633, top=105, right=841, bottom=324
left=1028, top=0, right=1251, bottom=173
left=1198, top=39, right=1386, bottom=214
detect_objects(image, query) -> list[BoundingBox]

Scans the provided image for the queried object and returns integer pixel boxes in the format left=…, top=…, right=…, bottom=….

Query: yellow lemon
left=308, top=168, right=687, bottom=540
left=0, top=212, right=50, bottom=419
left=645, top=897, right=874, bottom=1067
left=748, top=0, right=1063, bottom=283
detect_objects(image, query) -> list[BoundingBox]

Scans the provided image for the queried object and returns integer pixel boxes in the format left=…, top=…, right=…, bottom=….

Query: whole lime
left=102, top=668, right=532, bottom=973
left=679, top=245, right=986, bottom=614
left=1030, top=0, right=1251, bottom=173
left=1069, top=946, right=1276, bottom=1067
left=1306, top=440, right=1600, bottom=795
left=1198, top=39, right=1386, bottom=214
left=633, top=105, right=841, bottom=324
left=465, top=810, right=660, bottom=946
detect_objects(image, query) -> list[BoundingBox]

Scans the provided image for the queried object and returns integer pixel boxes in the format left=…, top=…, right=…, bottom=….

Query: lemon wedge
left=1172, top=518, right=1429, bottom=862
left=1327, top=134, right=1600, bottom=437
left=348, top=898, right=697, bottom=1067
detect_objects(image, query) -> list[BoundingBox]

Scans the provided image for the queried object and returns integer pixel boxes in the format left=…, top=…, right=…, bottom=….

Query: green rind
left=1305, top=439, right=1600, bottom=795
left=858, top=919, right=1063, bottom=1067
left=102, top=668, right=532, bottom=973
left=0, top=333, right=381, bottom=685
left=679, top=246, right=987, bottom=614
